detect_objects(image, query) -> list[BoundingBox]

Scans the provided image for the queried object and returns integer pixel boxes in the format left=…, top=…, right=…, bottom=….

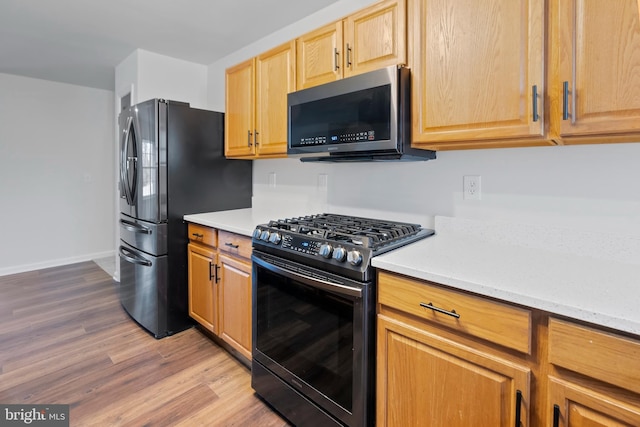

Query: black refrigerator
left=118, top=98, right=252, bottom=338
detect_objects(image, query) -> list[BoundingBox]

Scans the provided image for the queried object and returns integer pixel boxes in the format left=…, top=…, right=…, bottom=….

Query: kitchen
left=2, top=0, right=640, bottom=426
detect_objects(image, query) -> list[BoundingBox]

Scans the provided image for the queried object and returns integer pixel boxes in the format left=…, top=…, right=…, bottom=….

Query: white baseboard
left=0, top=250, right=116, bottom=277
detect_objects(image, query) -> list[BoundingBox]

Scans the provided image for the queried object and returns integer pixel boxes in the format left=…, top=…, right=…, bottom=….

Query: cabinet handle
left=225, top=242, right=240, bottom=249
left=346, top=43, right=352, bottom=67
left=334, top=48, right=340, bottom=71
left=515, top=390, right=522, bottom=427
left=247, top=130, right=253, bottom=147
left=192, top=233, right=203, bottom=239
left=553, top=404, right=560, bottom=427
left=254, top=129, right=259, bottom=146
left=209, top=262, right=214, bottom=281
left=532, top=85, right=539, bottom=122
left=562, top=81, right=570, bottom=121
left=419, top=302, right=460, bottom=318
left=214, top=264, right=220, bottom=283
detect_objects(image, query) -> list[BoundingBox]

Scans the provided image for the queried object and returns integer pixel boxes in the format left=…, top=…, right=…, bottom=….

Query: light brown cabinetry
left=377, top=271, right=532, bottom=427
left=225, top=41, right=295, bottom=158
left=409, top=0, right=548, bottom=150
left=296, top=0, right=406, bottom=90
left=217, top=230, right=253, bottom=360
left=187, top=224, right=218, bottom=333
left=550, top=0, right=640, bottom=144
left=187, top=223, right=253, bottom=360
left=547, top=318, right=640, bottom=426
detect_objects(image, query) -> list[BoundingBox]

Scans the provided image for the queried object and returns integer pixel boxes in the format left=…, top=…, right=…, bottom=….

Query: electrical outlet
left=268, top=172, right=276, bottom=188
left=317, top=173, right=328, bottom=191
left=463, top=175, right=481, bottom=200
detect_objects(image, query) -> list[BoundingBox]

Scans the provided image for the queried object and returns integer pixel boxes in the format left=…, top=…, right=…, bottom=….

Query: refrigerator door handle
left=120, top=218, right=152, bottom=234
left=119, top=245, right=152, bottom=267
left=121, top=115, right=134, bottom=205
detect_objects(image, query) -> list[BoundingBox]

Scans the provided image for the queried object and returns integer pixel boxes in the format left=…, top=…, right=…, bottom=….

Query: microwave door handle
left=118, top=246, right=152, bottom=267
left=252, top=254, right=361, bottom=298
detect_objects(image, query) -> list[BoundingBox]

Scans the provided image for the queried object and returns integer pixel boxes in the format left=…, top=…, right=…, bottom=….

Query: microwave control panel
left=298, top=130, right=376, bottom=146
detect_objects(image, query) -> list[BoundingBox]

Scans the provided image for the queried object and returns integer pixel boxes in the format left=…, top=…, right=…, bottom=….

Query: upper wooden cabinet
left=296, top=0, right=407, bottom=90
left=550, top=0, right=640, bottom=143
left=410, top=0, right=548, bottom=150
left=296, top=22, right=343, bottom=89
left=225, top=41, right=295, bottom=158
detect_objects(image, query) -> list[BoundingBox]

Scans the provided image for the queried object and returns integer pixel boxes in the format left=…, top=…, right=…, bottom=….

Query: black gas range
left=251, top=213, right=434, bottom=427
left=251, top=213, right=434, bottom=282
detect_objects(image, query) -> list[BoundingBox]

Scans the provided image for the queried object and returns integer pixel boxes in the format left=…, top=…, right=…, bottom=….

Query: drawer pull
left=192, top=233, right=203, bottom=238
left=225, top=242, right=240, bottom=249
left=420, top=302, right=460, bottom=319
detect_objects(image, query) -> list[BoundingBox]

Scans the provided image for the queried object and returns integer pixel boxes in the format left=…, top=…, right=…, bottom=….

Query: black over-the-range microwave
left=287, top=65, right=436, bottom=162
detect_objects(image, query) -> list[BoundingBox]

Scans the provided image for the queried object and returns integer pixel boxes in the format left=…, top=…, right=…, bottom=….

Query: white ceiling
left=0, top=0, right=340, bottom=91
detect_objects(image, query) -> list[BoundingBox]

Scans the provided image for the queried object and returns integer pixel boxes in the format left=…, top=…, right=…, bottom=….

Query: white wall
left=252, top=143, right=640, bottom=238
left=0, top=73, right=115, bottom=276
left=117, top=49, right=208, bottom=109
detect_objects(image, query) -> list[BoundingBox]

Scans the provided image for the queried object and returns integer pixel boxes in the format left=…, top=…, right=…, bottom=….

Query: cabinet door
left=377, top=315, right=530, bottom=427
left=187, top=243, right=218, bottom=333
left=296, top=21, right=343, bottom=90
left=548, top=377, right=640, bottom=427
left=255, top=41, right=295, bottom=156
left=553, top=0, right=640, bottom=139
left=218, top=253, right=252, bottom=360
left=411, top=0, right=546, bottom=148
left=225, top=58, right=256, bottom=157
left=343, top=0, right=406, bottom=78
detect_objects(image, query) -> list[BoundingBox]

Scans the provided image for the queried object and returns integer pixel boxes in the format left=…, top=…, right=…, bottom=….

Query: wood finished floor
left=0, top=261, right=289, bottom=426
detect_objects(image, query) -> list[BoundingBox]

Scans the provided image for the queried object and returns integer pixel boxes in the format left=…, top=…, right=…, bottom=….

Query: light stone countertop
left=185, top=209, right=640, bottom=336
left=373, top=217, right=640, bottom=336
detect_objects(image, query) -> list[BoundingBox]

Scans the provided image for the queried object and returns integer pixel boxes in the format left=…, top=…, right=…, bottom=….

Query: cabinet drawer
left=549, top=317, right=640, bottom=394
left=378, top=271, right=532, bottom=354
left=218, top=230, right=252, bottom=260
left=188, top=223, right=217, bottom=248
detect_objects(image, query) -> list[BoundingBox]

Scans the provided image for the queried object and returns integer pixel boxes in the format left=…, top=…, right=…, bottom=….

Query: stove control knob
left=252, top=228, right=262, bottom=239
left=260, top=230, right=271, bottom=242
left=332, top=247, right=347, bottom=262
left=319, top=243, right=333, bottom=258
left=347, top=250, right=363, bottom=266
left=268, top=232, right=282, bottom=245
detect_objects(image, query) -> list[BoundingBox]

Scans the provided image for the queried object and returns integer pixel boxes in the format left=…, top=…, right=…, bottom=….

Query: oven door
left=251, top=251, right=374, bottom=427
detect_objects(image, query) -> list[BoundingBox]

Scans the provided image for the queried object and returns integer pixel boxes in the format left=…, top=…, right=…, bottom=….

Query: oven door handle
left=252, top=254, right=362, bottom=298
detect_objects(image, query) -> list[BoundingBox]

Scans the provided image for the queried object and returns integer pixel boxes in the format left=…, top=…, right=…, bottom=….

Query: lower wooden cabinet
left=187, top=223, right=253, bottom=360
left=547, top=318, right=640, bottom=426
left=548, top=377, right=640, bottom=427
left=187, top=242, right=218, bottom=333
left=377, top=270, right=640, bottom=427
left=218, top=253, right=252, bottom=360
left=377, top=315, right=530, bottom=427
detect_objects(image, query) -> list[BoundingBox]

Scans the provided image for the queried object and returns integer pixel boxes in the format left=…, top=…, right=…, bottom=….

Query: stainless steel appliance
left=251, top=213, right=434, bottom=426
left=118, top=98, right=252, bottom=339
left=287, top=65, right=436, bottom=162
